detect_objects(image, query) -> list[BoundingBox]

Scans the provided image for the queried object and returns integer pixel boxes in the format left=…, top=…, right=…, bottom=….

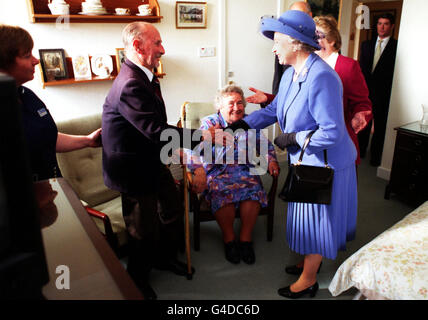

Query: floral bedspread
left=329, top=201, right=428, bottom=300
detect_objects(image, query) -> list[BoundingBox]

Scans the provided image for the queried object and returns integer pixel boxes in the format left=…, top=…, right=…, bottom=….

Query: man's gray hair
left=122, top=22, right=150, bottom=55
left=214, top=84, right=247, bottom=110
left=289, top=1, right=312, bottom=15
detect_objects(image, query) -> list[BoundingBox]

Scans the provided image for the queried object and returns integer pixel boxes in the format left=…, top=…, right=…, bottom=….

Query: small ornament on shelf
left=48, top=0, right=70, bottom=15
left=80, top=0, right=108, bottom=15
left=72, top=54, right=92, bottom=80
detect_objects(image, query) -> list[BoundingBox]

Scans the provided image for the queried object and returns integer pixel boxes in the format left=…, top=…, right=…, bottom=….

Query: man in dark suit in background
left=358, top=13, right=398, bottom=166
left=101, top=22, right=217, bottom=299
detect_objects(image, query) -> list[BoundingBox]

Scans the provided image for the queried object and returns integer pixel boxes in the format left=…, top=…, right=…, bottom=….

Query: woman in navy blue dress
left=229, top=11, right=358, bottom=299
left=0, top=25, right=101, bottom=181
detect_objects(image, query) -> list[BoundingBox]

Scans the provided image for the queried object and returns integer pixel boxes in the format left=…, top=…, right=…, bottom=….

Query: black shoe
left=239, top=241, right=255, bottom=265
left=278, top=282, right=319, bottom=299
left=224, top=241, right=240, bottom=264
left=285, top=262, right=322, bottom=275
left=155, top=259, right=195, bottom=276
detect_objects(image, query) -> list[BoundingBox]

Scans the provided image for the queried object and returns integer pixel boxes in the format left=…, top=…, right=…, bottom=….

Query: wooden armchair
left=56, top=113, right=127, bottom=257
left=179, top=102, right=278, bottom=251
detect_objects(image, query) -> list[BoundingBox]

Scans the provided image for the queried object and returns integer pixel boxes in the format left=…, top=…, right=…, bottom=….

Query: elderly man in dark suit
left=102, top=22, right=219, bottom=300
left=358, top=13, right=398, bottom=167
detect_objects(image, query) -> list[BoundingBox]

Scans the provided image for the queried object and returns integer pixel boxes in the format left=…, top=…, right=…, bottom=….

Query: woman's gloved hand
left=273, top=132, right=298, bottom=150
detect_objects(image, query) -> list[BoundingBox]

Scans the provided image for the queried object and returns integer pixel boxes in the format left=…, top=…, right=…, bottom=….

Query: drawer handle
left=414, top=140, right=422, bottom=146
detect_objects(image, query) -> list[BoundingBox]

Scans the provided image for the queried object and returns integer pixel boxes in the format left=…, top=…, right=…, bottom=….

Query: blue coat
left=245, top=53, right=356, bottom=170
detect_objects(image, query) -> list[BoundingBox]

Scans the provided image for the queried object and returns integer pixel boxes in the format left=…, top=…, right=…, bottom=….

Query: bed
left=329, top=200, right=428, bottom=300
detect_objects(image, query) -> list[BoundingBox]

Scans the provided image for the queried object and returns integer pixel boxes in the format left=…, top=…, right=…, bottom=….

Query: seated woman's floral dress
left=187, top=112, right=277, bottom=214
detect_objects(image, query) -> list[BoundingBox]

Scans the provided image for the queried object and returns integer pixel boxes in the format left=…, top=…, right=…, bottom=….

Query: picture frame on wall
left=71, top=54, right=92, bottom=80
left=115, top=48, right=126, bottom=72
left=175, top=1, right=207, bottom=29
left=306, top=0, right=342, bottom=28
left=39, top=49, right=68, bottom=82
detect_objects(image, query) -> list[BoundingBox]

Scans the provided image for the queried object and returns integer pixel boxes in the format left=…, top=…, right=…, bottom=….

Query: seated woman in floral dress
left=188, top=85, right=279, bottom=265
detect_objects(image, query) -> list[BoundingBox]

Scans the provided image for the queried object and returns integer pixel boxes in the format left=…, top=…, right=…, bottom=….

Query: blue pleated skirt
left=286, top=164, right=358, bottom=260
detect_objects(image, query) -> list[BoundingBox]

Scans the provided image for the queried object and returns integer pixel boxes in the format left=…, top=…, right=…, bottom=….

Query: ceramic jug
left=48, top=0, right=70, bottom=15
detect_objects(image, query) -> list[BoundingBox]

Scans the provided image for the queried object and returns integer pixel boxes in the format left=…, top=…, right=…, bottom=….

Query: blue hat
left=260, top=10, right=320, bottom=50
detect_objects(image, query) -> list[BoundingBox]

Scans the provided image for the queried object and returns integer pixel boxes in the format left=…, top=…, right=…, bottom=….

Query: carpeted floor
left=143, top=156, right=415, bottom=300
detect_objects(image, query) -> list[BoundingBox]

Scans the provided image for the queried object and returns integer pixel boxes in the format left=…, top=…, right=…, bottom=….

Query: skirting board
left=377, top=166, right=391, bottom=181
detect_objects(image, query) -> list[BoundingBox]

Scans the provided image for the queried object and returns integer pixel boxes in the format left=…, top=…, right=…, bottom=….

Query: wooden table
left=40, top=178, right=143, bottom=300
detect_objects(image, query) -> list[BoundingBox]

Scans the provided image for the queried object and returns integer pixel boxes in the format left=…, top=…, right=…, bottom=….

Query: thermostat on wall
left=198, top=47, right=215, bottom=57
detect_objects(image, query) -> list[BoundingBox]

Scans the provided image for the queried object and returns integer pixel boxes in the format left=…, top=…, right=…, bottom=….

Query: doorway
left=349, top=0, right=403, bottom=60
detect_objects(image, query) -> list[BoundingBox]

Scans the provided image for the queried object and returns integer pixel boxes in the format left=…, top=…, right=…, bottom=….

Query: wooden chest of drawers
left=385, top=122, right=428, bottom=206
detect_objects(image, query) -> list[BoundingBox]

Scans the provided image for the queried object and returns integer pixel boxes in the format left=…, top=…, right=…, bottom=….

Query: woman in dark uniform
left=0, top=25, right=101, bottom=181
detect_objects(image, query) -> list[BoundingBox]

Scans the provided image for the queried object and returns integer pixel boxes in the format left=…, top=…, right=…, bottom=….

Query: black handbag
left=278, top=131, right=334, bottom=204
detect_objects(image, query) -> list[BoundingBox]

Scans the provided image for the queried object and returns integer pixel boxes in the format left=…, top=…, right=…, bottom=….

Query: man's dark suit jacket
left=359, top=37, right=397, bottom=112
left=102, top=59, right=194, bottom=195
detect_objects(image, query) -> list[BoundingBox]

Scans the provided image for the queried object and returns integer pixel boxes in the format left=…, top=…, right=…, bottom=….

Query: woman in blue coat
left=229, top=10, right=357, bottom=299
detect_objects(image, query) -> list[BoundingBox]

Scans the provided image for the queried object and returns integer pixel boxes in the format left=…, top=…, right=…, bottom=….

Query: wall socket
left=198, top=46, right=215, bottom=57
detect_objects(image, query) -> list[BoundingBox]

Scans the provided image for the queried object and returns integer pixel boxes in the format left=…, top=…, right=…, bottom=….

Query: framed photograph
left=115, top=48, right=126, bottom=72
left=175, top=1, right=207, bottom=29
left=39, top=49, right=68, bottom=81
left=306, top=0, right=342, bottom=28
left=71, top=54, right=92, bottom=80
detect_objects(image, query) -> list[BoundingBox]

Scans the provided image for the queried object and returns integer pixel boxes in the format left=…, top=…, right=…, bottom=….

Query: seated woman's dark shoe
left=278, top=282, right=319, bottom=299
left=239, top=241, right=255, bottom=264
left=224, top=241, right=240, bottom=264
left=285, top=262, right=322, bottom=275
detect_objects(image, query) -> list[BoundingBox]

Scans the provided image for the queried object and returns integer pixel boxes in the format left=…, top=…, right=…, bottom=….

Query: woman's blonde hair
left=313, top=15, right=342, bottom=52
left=214, top=84, right=246, bottom=110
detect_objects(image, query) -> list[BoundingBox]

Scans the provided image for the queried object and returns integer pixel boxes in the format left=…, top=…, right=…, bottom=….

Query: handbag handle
left=296, top=130, right=330, bottom=168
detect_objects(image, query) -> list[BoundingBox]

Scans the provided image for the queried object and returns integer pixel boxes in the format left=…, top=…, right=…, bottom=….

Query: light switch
left=198, top=46, right=215, bottom=57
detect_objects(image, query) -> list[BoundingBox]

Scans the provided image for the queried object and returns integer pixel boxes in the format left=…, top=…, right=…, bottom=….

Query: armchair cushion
left=182, top=102, right=216, bottom=129
left=56, top=113, right=126, bottom=247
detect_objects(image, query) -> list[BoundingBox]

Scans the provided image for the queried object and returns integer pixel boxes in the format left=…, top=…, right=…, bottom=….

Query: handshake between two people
left=201, top=122, right=235, bottom=146
left=201, top=104, right=298, bottom=152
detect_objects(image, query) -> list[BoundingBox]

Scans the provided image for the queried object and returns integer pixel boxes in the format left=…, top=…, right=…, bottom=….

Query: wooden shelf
left=40, top=56, right=165, bottom=88
left=42, top=75, right=116, bottom=88
left=30, top=13, right=163, bottom=23
left=27, top=0, right=162, bottom=23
